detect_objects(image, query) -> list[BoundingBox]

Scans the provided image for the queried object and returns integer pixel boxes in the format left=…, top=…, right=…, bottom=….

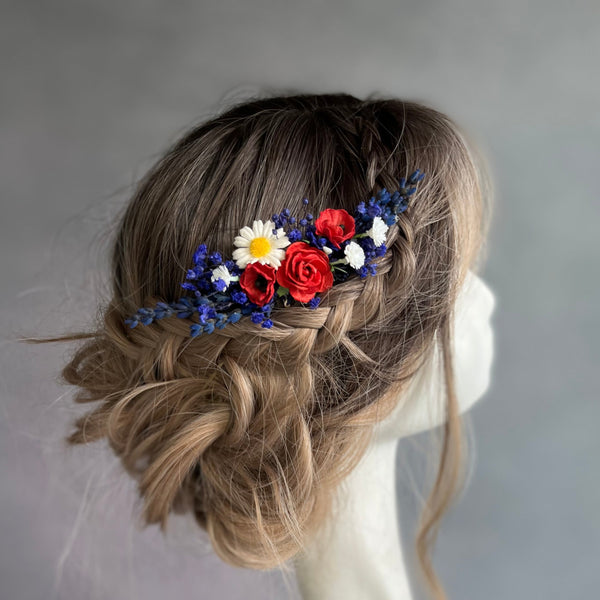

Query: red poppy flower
left=276, top=242, right=334, bottom=303
left=239, top=262, right=277, bottom=306
left=314, top=208, right=356, bottom=249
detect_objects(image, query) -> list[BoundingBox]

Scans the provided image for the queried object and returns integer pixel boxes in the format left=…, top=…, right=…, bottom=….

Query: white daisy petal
left=233, top=236, right=250, bottom=248
left=252, top=220, right=264, bottom=237
left=232, top=248, right=251, bottom=268
left=238, top=226, right=255, bottom=241
left=262, top=220, right=274, bottom=237
left=271, top=249, right=286, bottom=262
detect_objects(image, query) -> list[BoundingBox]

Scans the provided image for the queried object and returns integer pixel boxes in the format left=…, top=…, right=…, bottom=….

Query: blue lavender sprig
left=124, top=295, right=244, bottom=337
left=355, top=168, right=424, bottom=229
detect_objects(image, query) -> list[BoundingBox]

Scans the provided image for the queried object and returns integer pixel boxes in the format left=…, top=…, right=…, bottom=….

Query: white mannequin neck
left=292, top=271, right=496, bottom=599
left=293, top=437, right=409, bottom=598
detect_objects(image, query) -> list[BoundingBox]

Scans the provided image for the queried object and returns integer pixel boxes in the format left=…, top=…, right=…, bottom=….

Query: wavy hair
left=25, top=93, right=489, bottom=599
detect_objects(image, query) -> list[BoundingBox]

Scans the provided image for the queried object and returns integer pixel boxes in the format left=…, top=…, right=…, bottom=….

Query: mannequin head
left=35, top=93, right=489, bottom=598
left=374, top=268, right=495, bottom=443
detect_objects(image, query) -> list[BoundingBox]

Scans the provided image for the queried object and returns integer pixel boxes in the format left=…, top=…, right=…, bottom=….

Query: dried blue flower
left=209, top=252, right=222, bottom=266
left=212, top=278, right=227, bottom=292
left=193, top=244, right=208, bottom=265
left=231, top=290, right=248, bottom=304
left=251, top=311, right=264, bottom=324
left=228, top=311, right=242, bottom=324
left=308, top=297, right=321, bottom=309
left=288, top=228, right=303, bottom=242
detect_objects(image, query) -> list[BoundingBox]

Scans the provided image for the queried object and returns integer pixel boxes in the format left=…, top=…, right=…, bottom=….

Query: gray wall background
left=1, top=1, right=598, bottom=599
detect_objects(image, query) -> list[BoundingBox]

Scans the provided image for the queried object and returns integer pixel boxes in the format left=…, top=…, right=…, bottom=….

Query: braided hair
left=36, top=93, right=487, bottom=598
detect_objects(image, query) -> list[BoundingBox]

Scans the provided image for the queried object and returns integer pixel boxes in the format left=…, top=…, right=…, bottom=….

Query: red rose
left=239, top=262, right=277, bottom=306
left=276, top=242, right=334, bottom=303
left=314, top=208, right=356, bottom=249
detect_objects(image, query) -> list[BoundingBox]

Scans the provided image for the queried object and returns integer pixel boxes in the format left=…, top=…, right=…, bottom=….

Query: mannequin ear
left=373, top=270, right=496, bottom=443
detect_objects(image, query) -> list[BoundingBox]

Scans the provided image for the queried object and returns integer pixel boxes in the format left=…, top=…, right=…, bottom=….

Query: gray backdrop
left=1, top=1, right=598, bottom=599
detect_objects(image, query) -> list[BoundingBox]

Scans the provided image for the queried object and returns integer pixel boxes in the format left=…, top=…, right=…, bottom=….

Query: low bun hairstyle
left=30, top=93, right=488, bottom=598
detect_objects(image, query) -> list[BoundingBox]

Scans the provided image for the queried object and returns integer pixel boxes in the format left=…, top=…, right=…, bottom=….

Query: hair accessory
left=124, top=169, right=426, bottom=337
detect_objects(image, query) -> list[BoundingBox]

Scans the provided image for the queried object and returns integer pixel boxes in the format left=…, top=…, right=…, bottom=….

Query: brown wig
left=24, top=92, right=490, bottom=599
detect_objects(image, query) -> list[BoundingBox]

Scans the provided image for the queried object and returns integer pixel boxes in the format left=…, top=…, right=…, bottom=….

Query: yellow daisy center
left=249, top=236, right=272, bottom=258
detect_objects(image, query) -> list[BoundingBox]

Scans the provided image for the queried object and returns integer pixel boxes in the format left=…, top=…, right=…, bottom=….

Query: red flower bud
left=314, top=208, right=355, bottom=249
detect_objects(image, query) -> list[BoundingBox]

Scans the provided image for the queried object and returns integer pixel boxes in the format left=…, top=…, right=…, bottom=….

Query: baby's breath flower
left=367, top=216, right=389, bottom=247
left=344, top=241, right=365, bottom=269
left=210, top=264, right=236, bottom=289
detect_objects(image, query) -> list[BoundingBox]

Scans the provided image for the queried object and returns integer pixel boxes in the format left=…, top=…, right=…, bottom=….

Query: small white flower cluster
left=367, top=216, right=389, bottom=247
left=342, top=217, right=389, bottom=269
left=210, top=264, right=237, bottom=287
left=343, top=241, right=365, bottom=269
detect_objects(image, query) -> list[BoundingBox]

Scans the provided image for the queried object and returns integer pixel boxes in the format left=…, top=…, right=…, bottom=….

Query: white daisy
left=367, top=216, right=389, bottom=247
left=210, top=265, right=236, bottom=289
left=344, top=241, right=365, bottom=269
left=232, top=220, right=290, bottom=269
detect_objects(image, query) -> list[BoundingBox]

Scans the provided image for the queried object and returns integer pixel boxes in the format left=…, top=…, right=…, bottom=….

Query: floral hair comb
left=124, top=169, right=425, bottom=337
